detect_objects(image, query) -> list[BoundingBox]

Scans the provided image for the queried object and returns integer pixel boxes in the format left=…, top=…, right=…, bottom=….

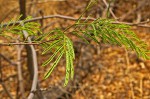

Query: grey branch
left=1, top=14, right=150, bottom=28
left=102, top=0, right=118, bottom=20
left=0, top=54, right=17, bottom=66
left=0, top=39, right=55, bottom=46
left=20, top=22, right=38, bottom=99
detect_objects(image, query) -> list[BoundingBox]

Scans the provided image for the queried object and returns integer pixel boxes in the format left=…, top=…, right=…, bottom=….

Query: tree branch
left=20, top=22, right=38, bottom=99
left=1, top=14, right=150, bottom=28
left=0, top=39, right=55, bottom=46
left=0, top=54, right=17, bottom=66
left=102, top=0, right=118, bottom=20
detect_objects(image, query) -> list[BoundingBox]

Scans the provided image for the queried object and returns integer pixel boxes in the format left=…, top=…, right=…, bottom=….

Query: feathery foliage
left=39, top=18, right=149, bottom=86
left=40, top=29, right=75, bottom=86
left=0, top=0, right=149, bottom=86
left=0, top=16, right=41, bottom=41
left=72, top=18, right=150, bottom=59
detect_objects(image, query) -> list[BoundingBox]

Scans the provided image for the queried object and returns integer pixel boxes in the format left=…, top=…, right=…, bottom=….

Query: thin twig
left=114, top=21, right=150, bottom=28
left=0, top=42, right=40, bottom=46
left=1, top=14, right=150, bottom=28
left=0, top=54, right=17, bottom=66
left=102, top=0, right=118, bottom=20
left=0, top=39, right=55, bottom=46
left=0, top=82, right=13, bottom=99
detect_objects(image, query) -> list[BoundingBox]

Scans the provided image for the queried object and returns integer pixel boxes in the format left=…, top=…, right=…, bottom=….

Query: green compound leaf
left=0, top=16, right=41, bottom=39
left=41, top=29, right=75, bottom=86
left=42, top=45, right=64, bottom=67
left=64, top=36, right=75, bottom=86
left=35, top=30, right=55, bottom=41
left=91, top=24, right=97, bottom=36
left=64, top=50, right=70, bottom=86
left=72, top=31, right=90, bottom=44
left=82, top=30, right=99, bottom=43
left=84, top=18, right=150, bottom=59
left=42, top=39, right=62, bottom=55
left=44, top=50, right=64, bottom=79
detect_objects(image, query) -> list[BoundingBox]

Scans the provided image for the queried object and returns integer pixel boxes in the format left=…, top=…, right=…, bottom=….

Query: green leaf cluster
left=41, top=29, right=75, bottom=86
left=0, top=16, right=41, bottom=40
left=0, top=0, right=149, bottom=86
left=72, top=18, right=150, bottom=59
left=38, top=18, right=150, bottom=86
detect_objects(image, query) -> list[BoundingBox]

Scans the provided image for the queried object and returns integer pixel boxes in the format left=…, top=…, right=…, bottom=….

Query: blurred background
left=0, top=0, right=150, bottom=99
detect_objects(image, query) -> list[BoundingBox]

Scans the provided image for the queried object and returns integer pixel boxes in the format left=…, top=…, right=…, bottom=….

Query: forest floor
left=0, top=0, right=150, bottom=99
